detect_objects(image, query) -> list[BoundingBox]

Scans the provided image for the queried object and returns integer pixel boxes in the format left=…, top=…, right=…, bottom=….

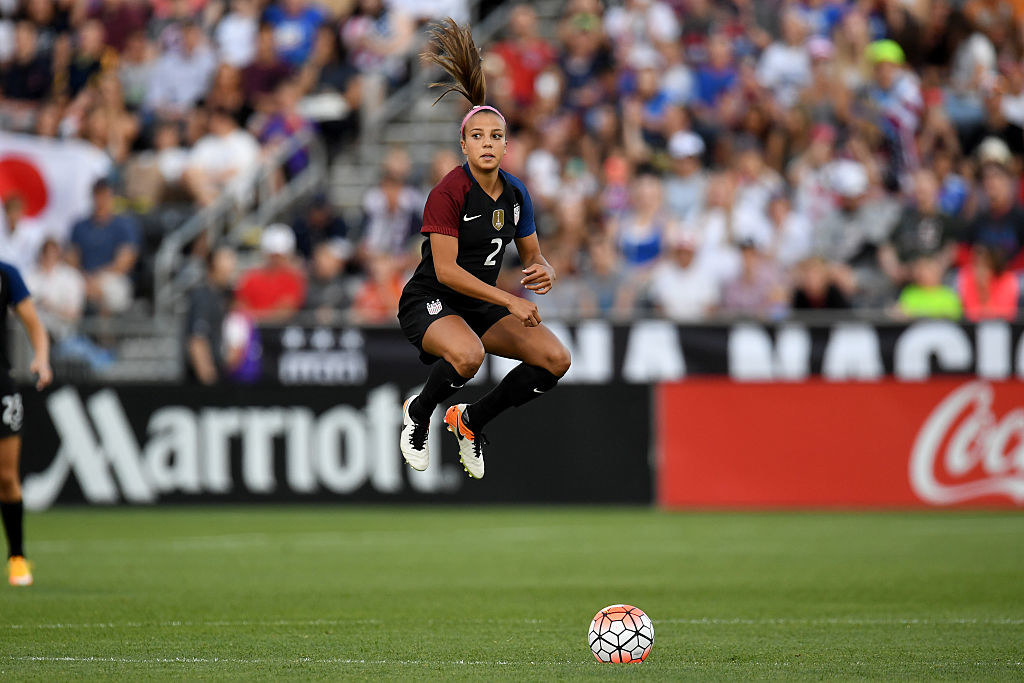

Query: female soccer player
left=0, top=260, right=52, bottom=586
left=398, top=19, right=571, bottom=479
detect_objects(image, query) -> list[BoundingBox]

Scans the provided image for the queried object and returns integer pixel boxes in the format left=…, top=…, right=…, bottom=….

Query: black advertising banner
left=19, top=383, right=651, bottom=508
left=260, top=320, right=1024, bottom=385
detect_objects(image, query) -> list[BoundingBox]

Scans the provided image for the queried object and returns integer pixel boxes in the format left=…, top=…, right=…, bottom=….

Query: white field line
left=4, top=617, right=545, bottom=631
left=4, top=656, right=1023, bottom=667
left=4, top=617, right=1023, bottom=631
left=28, top=526, right=555, bottom=553
left=656, top=617, right=1024, bottom=626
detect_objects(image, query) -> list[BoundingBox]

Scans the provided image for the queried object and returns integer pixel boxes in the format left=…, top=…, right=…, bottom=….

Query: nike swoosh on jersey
left=463, top=214, right=482, bottom=221
left=532, top=388, right=545, bottom=394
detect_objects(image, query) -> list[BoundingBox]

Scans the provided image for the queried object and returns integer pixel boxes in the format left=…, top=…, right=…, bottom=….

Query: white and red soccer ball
left=588, top=604, right=654, bottom=663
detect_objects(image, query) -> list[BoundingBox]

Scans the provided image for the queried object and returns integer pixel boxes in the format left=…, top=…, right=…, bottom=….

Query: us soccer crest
left=492, top=209, right=504, bottom=231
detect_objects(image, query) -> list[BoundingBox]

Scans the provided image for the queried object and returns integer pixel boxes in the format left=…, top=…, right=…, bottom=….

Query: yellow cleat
left=8, top=555, right=32, bottom=586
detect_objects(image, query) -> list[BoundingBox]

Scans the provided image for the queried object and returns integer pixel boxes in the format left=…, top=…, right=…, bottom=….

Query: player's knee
left=449, top=344, right=485, bottom=377
left=545, top=344, right=571, bottom=378
left=0, top=469, right=19, bottom=501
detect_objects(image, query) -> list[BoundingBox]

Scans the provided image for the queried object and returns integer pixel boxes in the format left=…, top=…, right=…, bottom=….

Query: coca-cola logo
left=910, top=381, right=1024, bottom=505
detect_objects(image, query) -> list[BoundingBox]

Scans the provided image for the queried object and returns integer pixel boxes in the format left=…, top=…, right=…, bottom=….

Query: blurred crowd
left=5, top=0, right=1024, bottom=381
left=481, top=0, right=1024, bottom=324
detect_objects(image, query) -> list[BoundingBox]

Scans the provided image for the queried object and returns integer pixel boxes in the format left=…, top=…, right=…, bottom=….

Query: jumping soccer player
left=398, top=19, right=571, bottom=479
left=0, top=260, right=52, bottom=586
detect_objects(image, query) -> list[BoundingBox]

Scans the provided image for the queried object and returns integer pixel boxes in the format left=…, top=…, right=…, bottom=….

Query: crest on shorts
left=492, top=209, right=505, bottom=231
left=513, top=203, right=520, bottom=226
left=426, top=299, right=442, bottom=315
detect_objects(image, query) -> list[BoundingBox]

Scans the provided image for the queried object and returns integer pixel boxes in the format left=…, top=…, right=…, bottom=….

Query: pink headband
left=460, top=105, right=506, bottom=137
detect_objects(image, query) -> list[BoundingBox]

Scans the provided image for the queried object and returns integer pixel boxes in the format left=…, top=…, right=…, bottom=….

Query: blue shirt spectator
left=69, top=182, right=141, bottom=274
left=264, top=2, right=326, bottom=67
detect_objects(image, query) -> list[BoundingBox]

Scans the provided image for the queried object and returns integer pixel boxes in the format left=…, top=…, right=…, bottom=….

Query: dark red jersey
left=405, top=163, right=537, bottom=296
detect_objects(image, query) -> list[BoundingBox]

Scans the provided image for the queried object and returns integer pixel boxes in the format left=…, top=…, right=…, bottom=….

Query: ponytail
left=421, top=18, right=487, bottom=107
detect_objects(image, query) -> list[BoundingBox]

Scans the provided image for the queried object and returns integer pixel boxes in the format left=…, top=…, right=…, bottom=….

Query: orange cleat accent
left=7, top=556, right=32, bottom=586
left=444, top=404, right=476, bottom=442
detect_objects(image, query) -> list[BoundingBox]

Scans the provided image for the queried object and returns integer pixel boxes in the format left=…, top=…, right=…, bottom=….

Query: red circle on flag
left=0, top=156, right=49, bottom=218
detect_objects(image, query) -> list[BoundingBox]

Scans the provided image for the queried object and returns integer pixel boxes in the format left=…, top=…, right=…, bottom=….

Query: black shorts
left=0, top=376, right=23, bottom=438
left=398, top=285, right=510, bottom=364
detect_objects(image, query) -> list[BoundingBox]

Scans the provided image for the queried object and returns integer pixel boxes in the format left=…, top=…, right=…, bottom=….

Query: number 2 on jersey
left=484, top=238, right=503, bottom=266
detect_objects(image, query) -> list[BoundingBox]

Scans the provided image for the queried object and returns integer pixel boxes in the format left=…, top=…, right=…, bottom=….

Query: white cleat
left=400, top=395, right=430, bottom=471
left=444, top=403, right=485, bottom=479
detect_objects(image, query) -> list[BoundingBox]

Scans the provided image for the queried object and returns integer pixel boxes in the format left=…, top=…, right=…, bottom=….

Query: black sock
left=409, top=360, right=472, bottom=423
left=464, top=363, right=559, bottom=431
left=1, top=500, right=24, bottom=558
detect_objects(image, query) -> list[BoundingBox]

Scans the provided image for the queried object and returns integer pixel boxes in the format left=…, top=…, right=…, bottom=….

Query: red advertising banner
left=657, top=379, right=1024, bottom=508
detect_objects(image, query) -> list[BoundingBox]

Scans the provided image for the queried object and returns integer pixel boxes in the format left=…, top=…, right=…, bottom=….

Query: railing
left=152, top=129, right=327, bottom=316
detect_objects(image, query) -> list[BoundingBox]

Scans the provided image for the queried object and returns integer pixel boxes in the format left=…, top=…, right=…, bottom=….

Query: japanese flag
left=0, top=132, right=112, bottom=242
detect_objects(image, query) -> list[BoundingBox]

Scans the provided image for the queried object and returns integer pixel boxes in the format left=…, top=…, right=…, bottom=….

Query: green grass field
left=1, top=507, right=1022, bottom=680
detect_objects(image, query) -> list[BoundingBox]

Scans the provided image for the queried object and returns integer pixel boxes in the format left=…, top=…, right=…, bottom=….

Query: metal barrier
left=152, top=129, right=327, bottom=316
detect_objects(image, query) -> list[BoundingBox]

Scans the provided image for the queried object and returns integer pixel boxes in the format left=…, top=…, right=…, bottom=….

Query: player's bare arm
left=515, top=234, right=556, bottom=295
left=14, top=299, right=51, bottom=391
left=430, top=233, right=541, bottom=327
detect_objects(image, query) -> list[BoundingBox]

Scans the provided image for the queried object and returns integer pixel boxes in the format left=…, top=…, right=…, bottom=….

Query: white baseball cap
left=261, top=223, right=296, bottom=255
left=828, top=160, right=868, bottom=198
left=668, top=131, right=706, bottom=159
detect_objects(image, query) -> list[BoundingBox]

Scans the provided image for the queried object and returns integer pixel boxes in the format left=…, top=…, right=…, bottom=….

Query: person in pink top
left=957, top=246, right=1020, bottom=321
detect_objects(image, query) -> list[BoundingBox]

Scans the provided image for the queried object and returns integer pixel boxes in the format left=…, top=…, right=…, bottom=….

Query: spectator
left=961, top=152, right=1024, bottom=267
left=360, top=171, right=422, bottom=262
left=264, top=0, right=326, bottom=68
left=766, top=192, right=813, bottom=269
left=144, top=20, right=217, bottom=118
left=756, top=10, right=811, bottom=108
left=26, top=238, right=86, bottom=341
left=897, top=255, right=962, bottom=319
left=215, top=0, right=259, bottom=68
left=67, top=179, right=142, bottom=315
left=694, top=33, right=737, bottom=109
left=290, top=193, right=349, bottom=261
left=611, top=166, right=673, bottom=271
left=1, top=21, right=52, bottom=102
left=296, top=24, right=362, bottom=144
left=791, top=256, right=853, bottom=310
left=351, top=254, right=402, bottom=324
left=647, top=230, right=719, bottom=321
left=91, top=0, right=149, bottom=54
left=251, top=80, right=313, bottom=177
left=66, top=20, right=107, bottom=98
left=235, top=223, right=306, bottom=322
left=186, top=245, right=236, bottom=384
left=879, top=169, right=958, bottom=287
left=118, top=30, right=155, bottom=109
left=241, top=22, right=293, bottom=110
left=304, top=239, right=352, bottom=324
left=581, top=237, right=632, bottom=318
left=720, top=239, right=788, bottom=319
left=664, top=131, right=707, bottom=222
left=813, top=160, right=900, bottom=304
left=488, top=5, right=556, bottom=111
left=957, top=245, right=1019, bottom=322
left=863, top=40, right=922, bottom=178
left=340, top=0, right=415, bottom=85
left=182, top=107, right=261, bottom=207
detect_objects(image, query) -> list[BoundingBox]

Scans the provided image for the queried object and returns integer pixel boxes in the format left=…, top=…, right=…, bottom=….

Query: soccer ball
left=588, top=604, right=654, bottom=663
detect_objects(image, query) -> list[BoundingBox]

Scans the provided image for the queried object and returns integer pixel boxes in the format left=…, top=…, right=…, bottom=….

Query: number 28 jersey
left=405, top=163, right=537, bottom=296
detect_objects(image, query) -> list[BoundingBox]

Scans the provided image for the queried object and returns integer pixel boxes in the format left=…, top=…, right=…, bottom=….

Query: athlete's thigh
left=0, top=436, right=20, bottom=476
left=421, top=314, right=485, bottom=360
left=479, top=314, right=563, bottom=366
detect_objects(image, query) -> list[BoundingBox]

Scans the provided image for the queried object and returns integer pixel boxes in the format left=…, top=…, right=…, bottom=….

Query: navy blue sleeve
left=507, top=173, right=538, bottom=239
left=0, top=262, right=30, bottom=306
